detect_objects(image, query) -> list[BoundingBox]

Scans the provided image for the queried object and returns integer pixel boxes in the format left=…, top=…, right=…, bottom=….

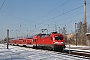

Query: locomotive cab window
left=54, top=36, right=63, bottom=40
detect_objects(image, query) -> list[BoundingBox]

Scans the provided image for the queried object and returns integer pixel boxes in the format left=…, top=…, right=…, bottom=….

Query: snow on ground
left=66, top=45, right=90, bottom=52
left=0, top=44, right=89, bottom=60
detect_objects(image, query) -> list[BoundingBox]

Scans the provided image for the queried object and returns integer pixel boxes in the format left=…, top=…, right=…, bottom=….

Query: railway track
left=40, top=48, right=90, bottom=59
left=62, top=49, right=90, bottom=59
left=71, top=51, right=90, bottom=57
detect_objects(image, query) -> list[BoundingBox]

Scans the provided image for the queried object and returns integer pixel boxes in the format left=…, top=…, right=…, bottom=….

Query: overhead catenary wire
left=0, top=10, right=34, bottom=24
left=35, top=15, right=90, bottom=34
left=35, top=2, right=90, bottom=27
left=28, top=2, right=90, bottom=33
left=35, top=9, right=90, bottom=32
left=12, top=1, right=90, bottom=36
left=0, top=0, right=71, bottom=29
left=0, top=1, right=90, bottom=37
left=33, top=0, right=70, bottom=21
left=50, top=9, right=90, bottom=26
left=36, top=5, right=84, bottom=26
left=0, top=0, right=6, bottom=10
left=0, top=0, right=70, bottom=27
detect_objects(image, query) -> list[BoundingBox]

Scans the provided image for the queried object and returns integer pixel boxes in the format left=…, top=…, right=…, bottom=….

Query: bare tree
left=77, top=21, right=86, bottom=45
left=60, top=26, right=67, bottom=44
left=60, top=26, right=67, bottom=35
left=87, top=24, right=90, bottom=33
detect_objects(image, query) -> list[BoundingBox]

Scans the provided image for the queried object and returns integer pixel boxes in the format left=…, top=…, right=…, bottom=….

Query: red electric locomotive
left=33, top=32, right=65, bottom=51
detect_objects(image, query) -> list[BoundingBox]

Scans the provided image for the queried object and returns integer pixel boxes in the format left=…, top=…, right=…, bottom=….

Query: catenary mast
left=84, top=0, right=87, bottom=35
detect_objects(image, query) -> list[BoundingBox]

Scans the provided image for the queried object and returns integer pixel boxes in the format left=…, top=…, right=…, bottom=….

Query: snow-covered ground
left=0, top=44, right=89, bottom=60
left=66, top=45, right=90, bottom=52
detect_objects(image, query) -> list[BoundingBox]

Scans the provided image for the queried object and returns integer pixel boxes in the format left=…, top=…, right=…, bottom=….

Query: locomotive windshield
left=54, top=36, right=63, bottom=40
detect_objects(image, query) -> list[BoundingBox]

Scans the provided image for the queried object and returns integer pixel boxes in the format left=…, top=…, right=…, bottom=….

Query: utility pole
left=58, top=27, right=60, bottom=33
left=75, top=23, right=77, bottom=46
left=6, top=29, right=9, bottom=49
left=84, top=0, right=87, bottom=35
left=83, top=0, right=87, bottom=45
left=55, top=24, right=57, bottom=32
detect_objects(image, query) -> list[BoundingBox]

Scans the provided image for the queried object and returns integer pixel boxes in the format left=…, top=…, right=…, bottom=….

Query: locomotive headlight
left=60, top=42, right=63, bottom=44
left=54, top=42, right=58, bottom=44
left=54, top=42, right=63, bottom=45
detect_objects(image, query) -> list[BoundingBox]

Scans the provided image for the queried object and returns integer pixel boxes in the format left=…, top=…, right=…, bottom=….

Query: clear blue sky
left=0, top=0, right=90, bottom=40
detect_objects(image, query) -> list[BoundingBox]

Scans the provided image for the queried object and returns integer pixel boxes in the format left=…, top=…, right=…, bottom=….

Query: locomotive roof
left=37, top=33, right=50, bottom=36
left=25, top=34, right=37, bottom=38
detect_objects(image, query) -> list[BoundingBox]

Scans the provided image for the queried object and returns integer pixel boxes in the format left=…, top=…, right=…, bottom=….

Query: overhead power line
left=0, top=0, right=6, bottom=10
left=39, top=15, right=90, bottom=33
left=33, top=2, right=90, bottom=27
left=0, top=1, right=89, bottom=31
left=33, top=0, right=70, bottom=21
left=0, top=10, right=34, bottom=23
left=34, top=3, right=90, bottom=29
left=0, top=0, right=70, bottom=26
left=37, top=5, right=84, bottom=25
